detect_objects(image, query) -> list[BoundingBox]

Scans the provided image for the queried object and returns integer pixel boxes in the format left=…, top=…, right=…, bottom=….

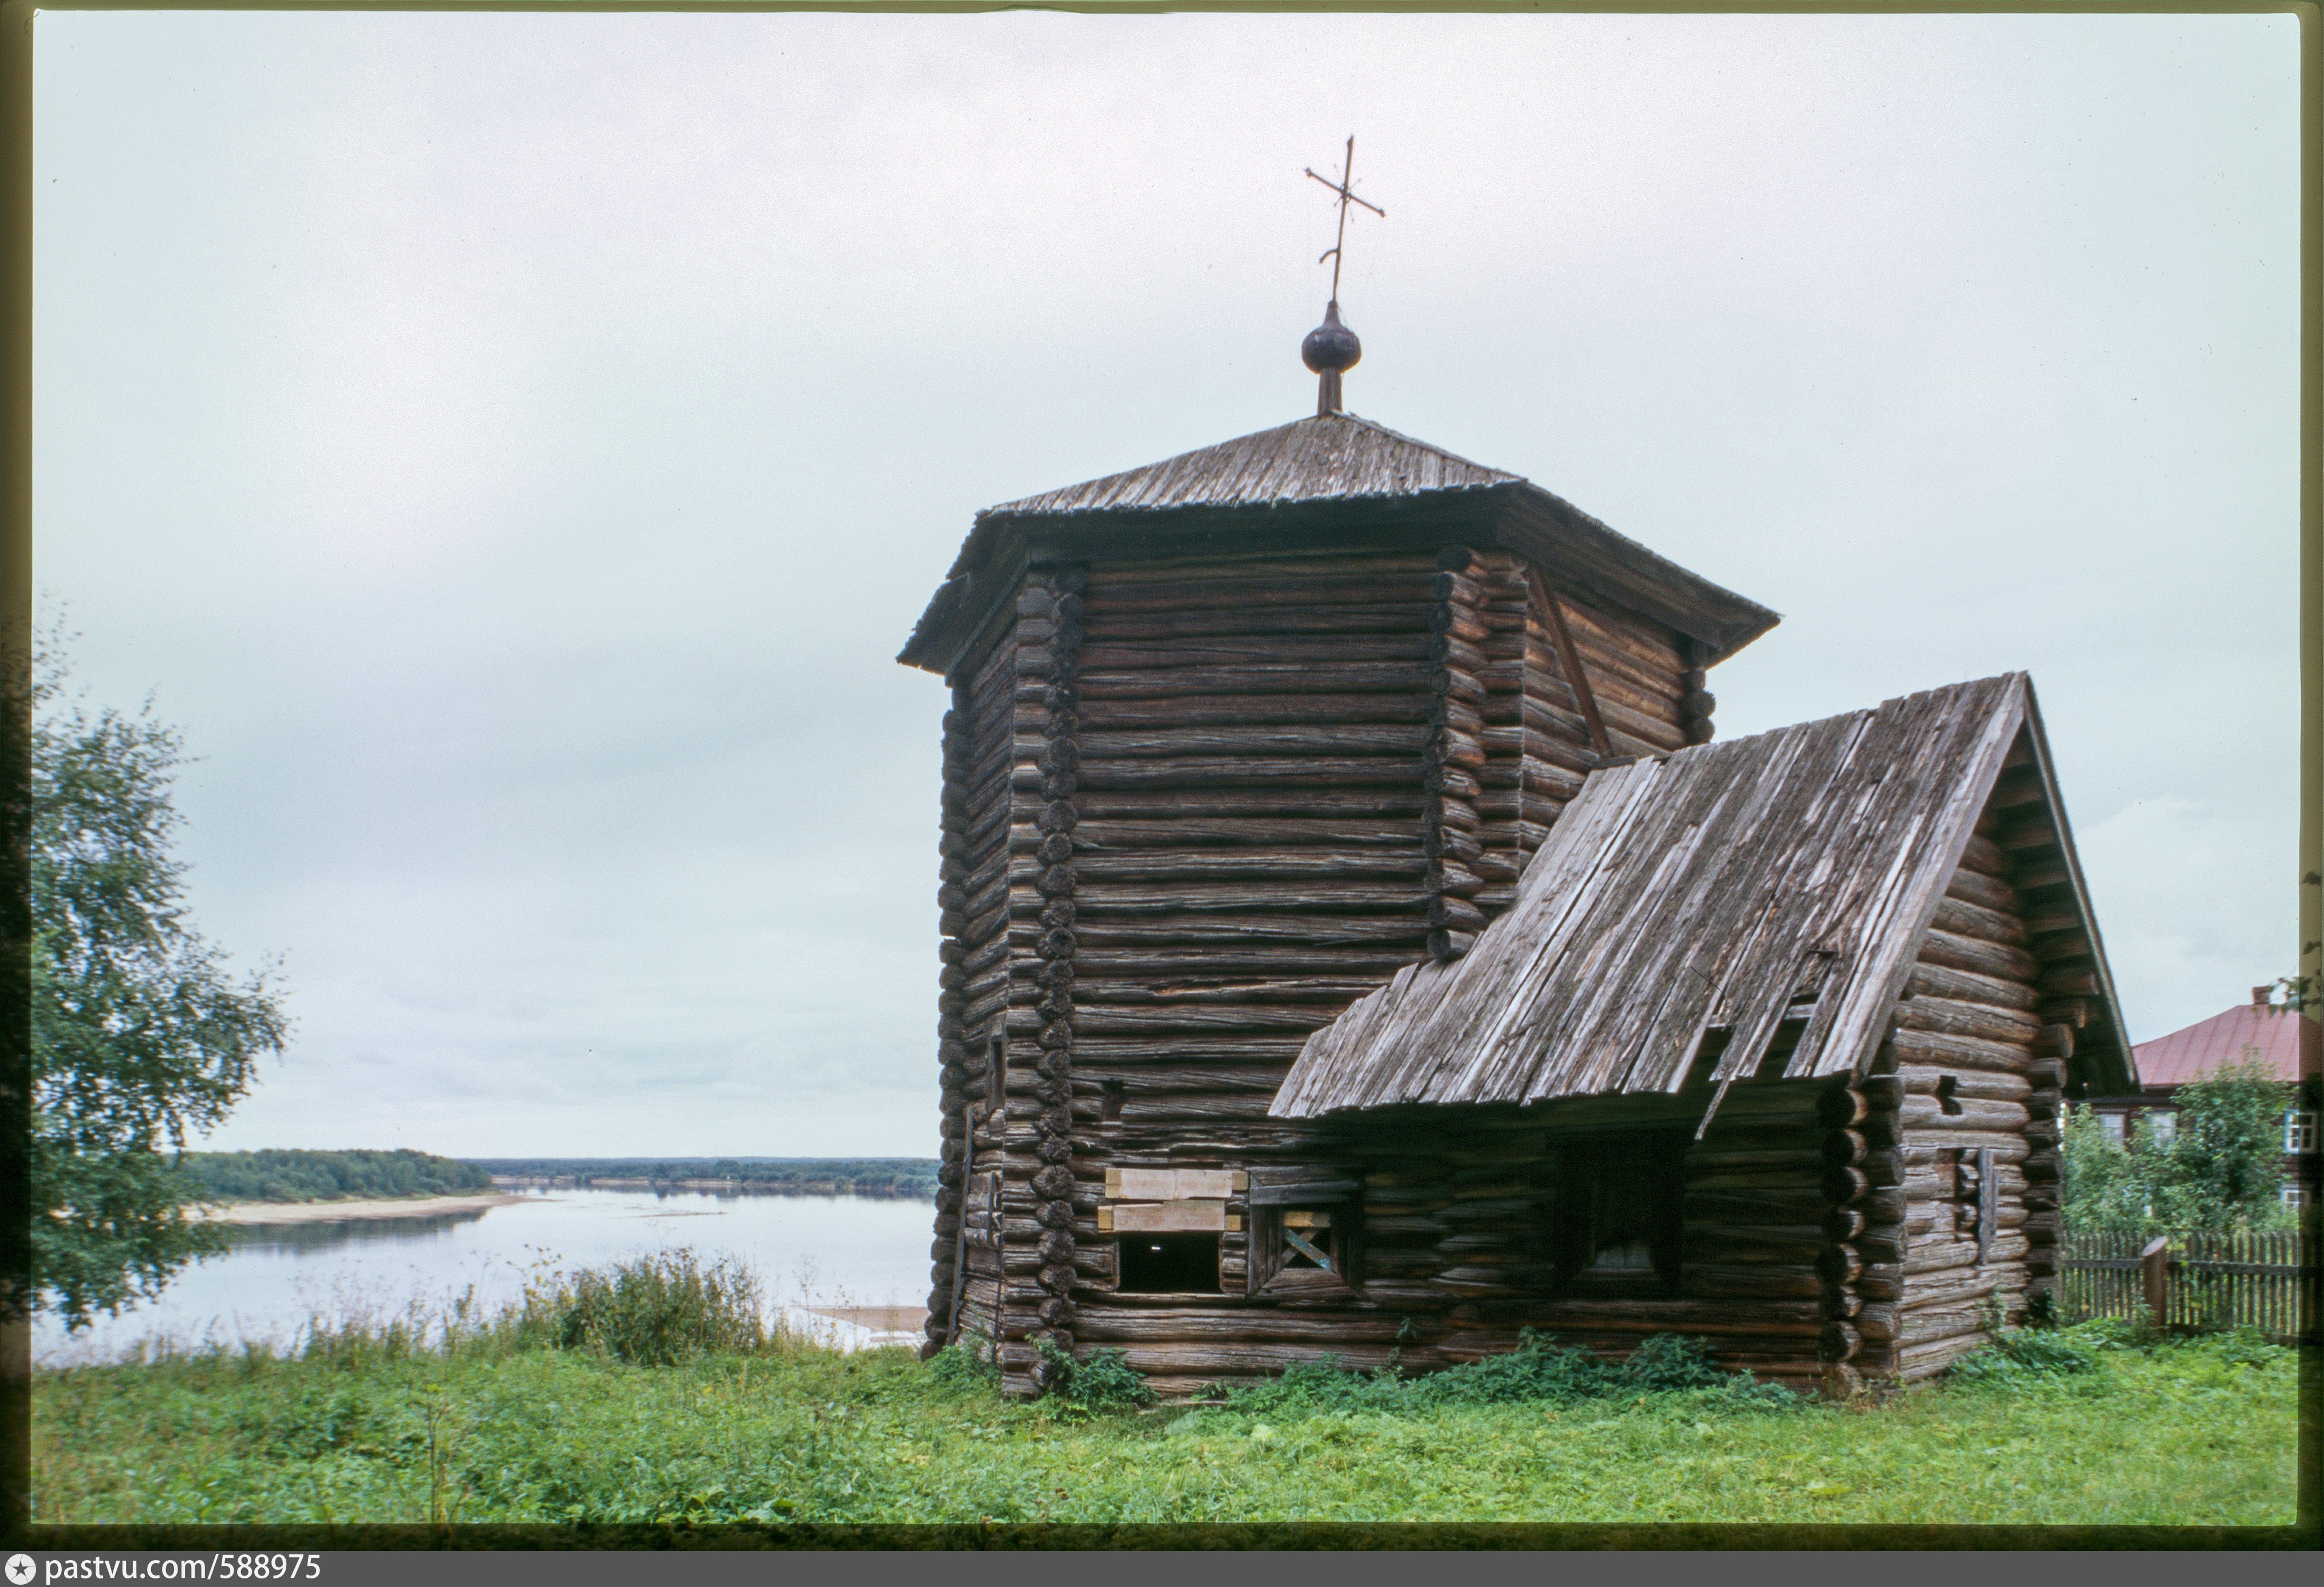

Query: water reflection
left=35, top=1187, right=934, bottom=1367
left=220, top=1210, right=495, bottom=1253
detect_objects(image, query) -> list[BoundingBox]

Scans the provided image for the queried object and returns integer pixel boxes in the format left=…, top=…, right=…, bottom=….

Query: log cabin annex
left=897, top=283, right=2136, bottom=1402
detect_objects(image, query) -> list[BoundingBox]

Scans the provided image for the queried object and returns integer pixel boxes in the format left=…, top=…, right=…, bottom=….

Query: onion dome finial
left=1303, top=300, right=1362, bottom=416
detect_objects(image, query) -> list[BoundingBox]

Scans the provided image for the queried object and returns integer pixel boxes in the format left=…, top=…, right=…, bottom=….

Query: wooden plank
left=1524, top=567, right=1614, bottom=758
left=1106, top=1167, right=1241, bottom=1200
left=1107, top=1199, right=1229, bottom=1233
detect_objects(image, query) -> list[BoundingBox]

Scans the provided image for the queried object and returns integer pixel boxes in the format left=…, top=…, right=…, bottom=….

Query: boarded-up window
left=1246, top=1168, right=1362, bottom=1296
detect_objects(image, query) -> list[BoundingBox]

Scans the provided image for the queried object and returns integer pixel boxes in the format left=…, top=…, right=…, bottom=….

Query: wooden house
left=2085, top=996, right=2320, bottom=1209
left=898, top=403, right=2133, bottom=1398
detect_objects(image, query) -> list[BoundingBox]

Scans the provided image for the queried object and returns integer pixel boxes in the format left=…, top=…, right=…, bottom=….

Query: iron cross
left=1305, top=136, right=1384, bottom=299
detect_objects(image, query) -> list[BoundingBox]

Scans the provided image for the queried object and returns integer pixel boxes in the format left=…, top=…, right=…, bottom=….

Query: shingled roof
left=986, top=413, right=1520, bottom=516
left=1273, top=673, right=2134, bottom=1120
left=898, top=412, right=1780, bottom=678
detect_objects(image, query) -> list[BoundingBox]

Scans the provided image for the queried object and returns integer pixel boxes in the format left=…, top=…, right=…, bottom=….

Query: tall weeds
left=514, top=1250, right=772, bottom=1365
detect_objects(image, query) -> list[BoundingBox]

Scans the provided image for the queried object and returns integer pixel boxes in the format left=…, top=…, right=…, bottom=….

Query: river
left=33, top=1186, right=937, bottom=1368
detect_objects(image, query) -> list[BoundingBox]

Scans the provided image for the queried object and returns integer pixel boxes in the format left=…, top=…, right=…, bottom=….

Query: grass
left=29, top=1260, right=2306, bottom=1530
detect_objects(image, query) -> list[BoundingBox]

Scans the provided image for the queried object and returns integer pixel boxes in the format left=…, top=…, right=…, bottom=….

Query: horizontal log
left=1897, top=1065, right=2031, bottom=1102
left=1917, top=928, right=2041, bottom=984
left=1903, top=1233, right=2029, bottom=1276
left=1684, top=1225, right=1829, bottom=1262
left=1080, top=635, right=1435, bottom=671
left=1887, top=1028, right=2032, bottom=1075
left=1683, top=1188, right=1832, bottom=1223
left=1056, top=915, right=1430, bottom=949
left=1072, top=881, right=1433, bottom=914
left=1897, top=1096, right=2032, bottom=1132
left=1083, top=603, right=1436, bottom=639
left=2039, top=965, right=2102, bottom=997
left=1071, top=1309, right=1417, bottom=1345
left=1682, top=1266, right=1826, bottom=1299
left=1073, top=849, right=1430, bottom=883
left=1071, top=946, right=1422, bottom=977
left=1903, top=961, right=2039, bottom=1013
left=1075, top=694, right=1435, bottom=731
left=1930, top=895, right=2027, bottom=949
left=1892, top=996, right=2041, bottom=1047
left=1893, top=1335, right=1990, bottom=1383
left=1080, top=724, right=1430, bottom=760
left=1074, top=976, right=1394, bottom=1013
left=1944, top=864, right=2016, bottom=914
left=1899, top=1132, right=2029, bottom=1162
left=1048, top=818, right=1424, bottom=853
left=1078, top=662, right=1438, bottom=700
left=1066, top=756, right=1425, bottom=791
left=1897, top=1271, right=1998, bottom=1314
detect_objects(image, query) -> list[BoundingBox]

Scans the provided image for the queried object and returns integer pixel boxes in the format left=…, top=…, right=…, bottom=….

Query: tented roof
left=986, top=413, right=1520, bottom=516
left=898, top=412, right=1780, bottom=678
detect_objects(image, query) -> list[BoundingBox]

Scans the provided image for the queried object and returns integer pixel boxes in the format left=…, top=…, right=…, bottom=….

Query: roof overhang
left=898, top=480, right=1780, bottom=682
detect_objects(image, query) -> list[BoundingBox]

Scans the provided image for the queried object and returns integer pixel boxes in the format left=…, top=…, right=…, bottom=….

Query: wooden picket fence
left=2057, top=1227, right=2316, bottom=1343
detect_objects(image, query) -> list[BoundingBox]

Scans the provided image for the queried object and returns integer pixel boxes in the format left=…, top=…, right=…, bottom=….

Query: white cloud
left=33, top=9, right=2301, bottom=1152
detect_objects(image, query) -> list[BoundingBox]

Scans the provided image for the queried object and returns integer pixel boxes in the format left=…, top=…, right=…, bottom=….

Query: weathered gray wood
left=1276, top=676, right=2062, bottom=1119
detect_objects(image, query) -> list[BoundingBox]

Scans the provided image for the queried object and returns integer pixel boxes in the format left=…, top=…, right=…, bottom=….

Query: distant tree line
left=470, top=1158, right=939, bottom=1199
left=177, top=1148, right=495, bottom=1205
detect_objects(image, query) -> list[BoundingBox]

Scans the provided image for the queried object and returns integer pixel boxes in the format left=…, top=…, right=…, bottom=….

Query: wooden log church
left=897, top=294, right=2135, bottom=1399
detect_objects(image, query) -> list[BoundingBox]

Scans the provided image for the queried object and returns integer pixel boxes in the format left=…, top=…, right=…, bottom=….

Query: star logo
left=6, top=1554, right=36, bottom=1586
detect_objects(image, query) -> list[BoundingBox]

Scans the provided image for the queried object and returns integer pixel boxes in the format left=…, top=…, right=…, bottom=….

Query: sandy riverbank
left=198, top=1192, right=534, bottom=1226
left=807, top=1305, right=928, bottom=1336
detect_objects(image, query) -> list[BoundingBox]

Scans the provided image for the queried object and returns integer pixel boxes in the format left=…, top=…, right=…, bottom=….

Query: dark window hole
left=1117, top=1232, right=1220, bottom=1294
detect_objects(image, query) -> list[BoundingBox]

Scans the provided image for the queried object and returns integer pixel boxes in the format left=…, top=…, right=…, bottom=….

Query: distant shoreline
left=198, top=1192, right=532, bottom=1226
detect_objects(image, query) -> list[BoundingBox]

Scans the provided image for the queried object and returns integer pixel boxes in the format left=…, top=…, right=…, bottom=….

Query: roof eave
left=2012, top=684, right=2139, bottom=1093
left=899, top=478, right=1783, bottom=681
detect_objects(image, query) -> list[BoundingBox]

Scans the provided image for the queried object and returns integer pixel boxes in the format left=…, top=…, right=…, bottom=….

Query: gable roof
left=1273, top=672, right=2135, bottom=1121
left=897, top=412, right=1780, bottom=678
left=2132, top=1002, right=2314, bottom=1089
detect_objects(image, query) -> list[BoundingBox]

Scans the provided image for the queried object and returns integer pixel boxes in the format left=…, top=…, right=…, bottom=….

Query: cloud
left=33, top=10, right=2301, bottom=1152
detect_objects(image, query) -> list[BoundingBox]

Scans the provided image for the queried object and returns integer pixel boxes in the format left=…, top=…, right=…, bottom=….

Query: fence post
left=2141, top=1234, right=2170, bottom=1331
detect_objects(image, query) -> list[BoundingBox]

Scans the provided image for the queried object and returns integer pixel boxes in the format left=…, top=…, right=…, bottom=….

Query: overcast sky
left=34, top=10, right=2301, bottom=1158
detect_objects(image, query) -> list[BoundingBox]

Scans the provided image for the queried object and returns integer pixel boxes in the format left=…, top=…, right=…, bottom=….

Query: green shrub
left=1033, top=1336, right=1156, bottom=1412
left=925, top=1332, right=1000, bottom=1388
left=1952, top=1326, right=2104, bottom=1385
left=1207, top=1332, right=1800, bottom=1420
left=524, top=1250, right=767, bottom=1366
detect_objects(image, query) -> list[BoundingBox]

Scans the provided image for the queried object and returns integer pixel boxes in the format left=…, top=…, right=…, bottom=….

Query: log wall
left=924, top=544, right=1721, bottom=1395
left=925, top=597, right=1028, bottom=1353
left=1825, top=765, right=2064, bottom=1387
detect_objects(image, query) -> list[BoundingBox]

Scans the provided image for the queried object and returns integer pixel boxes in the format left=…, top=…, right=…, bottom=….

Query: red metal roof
left=2132, top=1003, right=2316, bottom=1089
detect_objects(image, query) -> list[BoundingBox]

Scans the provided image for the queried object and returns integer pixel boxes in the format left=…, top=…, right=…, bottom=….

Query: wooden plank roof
left=897, top=412, right=1780, bottom=678
left=1273, top=673, right=2135, bottom=1120
left=986, top=413, right=1520, bottom=516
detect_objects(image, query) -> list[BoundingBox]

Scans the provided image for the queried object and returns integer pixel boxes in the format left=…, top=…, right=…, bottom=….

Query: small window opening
left=1118, top=1232, right=1220, bottom=1293
left=984, top=1036, right=1006, bottom=1115
left=1556, top=1135, right=1684, bottom=1294
left=1586, top=1236, right=1656, bottom=1273
left=1100, top=1080, right=1124, bottom=1122
left=1936, top=1075, right=1963, bottom=1116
